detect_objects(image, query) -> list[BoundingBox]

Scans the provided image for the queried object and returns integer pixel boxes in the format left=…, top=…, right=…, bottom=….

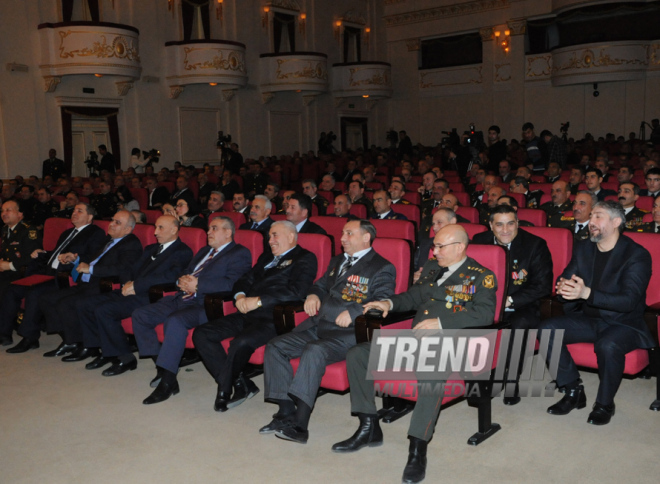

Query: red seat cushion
left=567, top=343, right=649, bottom=374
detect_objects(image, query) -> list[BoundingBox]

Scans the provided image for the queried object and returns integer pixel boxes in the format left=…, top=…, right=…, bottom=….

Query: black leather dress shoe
left=587, top=403, right=615, bottom=425
left=43, top=342, right=78, bottom=358
left=6, top=338, right=39, bottom=354
left=143, top=380, right=180, bottom=405
left=547, top=384, right=586, bottom=415
left=332, top=414, right=383, bottom=452
left=85, top=356, right=114, bottom=370
left=102, top=359, right=138, bottom=376
left=150, top=368, right=164, bottom=388
left=402, top=438, right=427, bottom=484
left=651, top=399, right=660, bottom=411
left=503, top=396, right=521, bottom=406
left=275, top=422, right=309, bottom=444
left=227, top=375, right=260, bottom=409
left=62, top=346, right=100, bottom=362
left=259, top=418, right=288, bottom=435
left=1, top=335, right=13, bottom=346
left=214, top=389, right=231, bottom=412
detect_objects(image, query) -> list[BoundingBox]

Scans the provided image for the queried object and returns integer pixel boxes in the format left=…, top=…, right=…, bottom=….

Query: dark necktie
left=151, top=244, right=164, bottom=260
left=265, top=255, right=282, bottom=270
left=181, top=248, right=218, bottom=301
left=656, top=225, right=659, bottom=234
left=576, top=223, right=584, bottom=233
left=251, top=222, right=258, bottom=229
left=434, top=266, right=449, bottom=282
left=339, top=255, right=357, bottom=277
left=48, top=229, right=79, bottom=267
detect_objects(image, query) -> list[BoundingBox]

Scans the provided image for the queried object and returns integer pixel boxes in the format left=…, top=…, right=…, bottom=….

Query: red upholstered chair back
left=43, top=218, right=73, bottom=251
left=455, top=207, right=479, bottom=223
left=210, top=211, right=246, bottom=228
left=222, top=200, right=234, bottom=212
left=517, top=208, right=547, bottom=227
left=402, top=191, right=421, bottom=205
left=508, top=193, right=526, bottom=208
left=643, top=213, right=653, bottom=223
left=144, top=209, right=162, bottom=224
left=372, top=237, right=411, bottom=294
left=529, top=183, right=552, bottom=194
left=129, top=188, right=148, bottom=210
left=466, top=244, right=508, bottom=323
left=270, top=213, right=287, bottom=221
left=626, top=232, right=660, bottom=308
left=449, top=182, right=465, bottom=193
left=520, top=226, right=572, bottom=295
left=234, top=229, right=265, bottom=266
left=297, top=233, right=333, bottom=281
left=132, top=224, right=157, bottom=248
left=637, top=196, right=654, bottom=212
left=310, top=216, right=347, bottom=255
left=93, top=220, right=110, bottom=233
left=178, top=227, right=207, bottom=253
left=158, top=181, right=174, bottom=193
left=371, top=219, right=416, bottom=246
left=459, top=222, right=488, bottom=240
left=317, top=190, right=334, bottom=203
left=454, top=192, right=471, bottom=207
left=390, top=204, right=421, bottom=227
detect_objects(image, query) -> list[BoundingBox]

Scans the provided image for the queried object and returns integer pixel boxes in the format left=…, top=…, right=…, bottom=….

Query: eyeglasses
left=175, top=203, right=187, bottom=208
left=433, top=241, right=461, bottom=250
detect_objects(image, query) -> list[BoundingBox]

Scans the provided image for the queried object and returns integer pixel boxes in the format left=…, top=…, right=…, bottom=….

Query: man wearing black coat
left=145, top=177, right=170, bottom=209
left=76, top=215, right=194, bottom=374
left=286, top=193, right=327, bottom=235
left=541, top=201, right=654, bottom=425
left=98, top=145, right=116, bottom=174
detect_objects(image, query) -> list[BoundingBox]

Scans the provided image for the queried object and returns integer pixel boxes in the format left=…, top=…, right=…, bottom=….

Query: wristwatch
left=507, top=296, right=514, bottom=307
left=257, top=298, right=262, bottom=308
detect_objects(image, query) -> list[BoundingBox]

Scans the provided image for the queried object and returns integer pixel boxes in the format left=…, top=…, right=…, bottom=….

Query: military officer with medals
left=260, top=220, right=396, bottom=444
left=541, top=180, right=573, bottom=227
left=33, top=187, right=60, bottom=230
left=0, top=200, right=42, bottom=290
left=472, top=204, right=553, bottom=404
left=333, top=225, right=496, bottom=484
left=556, top=191, right=596, bottom=242
left=509, top=176, right=543, bottom=209
left=635, top=194, right=660, bottom=233
left=617, top=182, right=648, bottom=231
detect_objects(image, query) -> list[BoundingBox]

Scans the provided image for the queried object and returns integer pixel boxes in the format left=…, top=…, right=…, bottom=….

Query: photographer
left=98, top=145, right=116, bottom=174
left=486, top=125, right=507, bottom=172
left=129, top=148, right=148, bottom=173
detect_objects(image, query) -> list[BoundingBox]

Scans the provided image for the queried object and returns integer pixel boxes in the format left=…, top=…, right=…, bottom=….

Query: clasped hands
left=556, top=274, right=591, bottom=301
left=304, top=294, right=352, bottom=328
left=235, top=294, right=260, bottom=314
left=177, top=274, right=198, bottom=297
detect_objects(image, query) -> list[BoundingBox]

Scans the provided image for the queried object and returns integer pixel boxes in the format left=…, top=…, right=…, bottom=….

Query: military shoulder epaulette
left=466, top=265, right=485, bottom=273
left=560, top=215, right=575, bottom=221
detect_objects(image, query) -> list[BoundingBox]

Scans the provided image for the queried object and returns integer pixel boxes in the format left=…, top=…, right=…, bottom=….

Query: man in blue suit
left=541, top=201, right=654, bottom=425
left=132, top=216, right=252, bottom=405
left=76, top=215, right=194, bottom=374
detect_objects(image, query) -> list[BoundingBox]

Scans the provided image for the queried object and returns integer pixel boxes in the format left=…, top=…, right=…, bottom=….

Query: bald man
left=334, top=225, right=497, bottom=484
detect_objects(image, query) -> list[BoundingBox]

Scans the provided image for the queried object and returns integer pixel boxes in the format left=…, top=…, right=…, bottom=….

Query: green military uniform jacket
left=1, top=221, right=42, bottom=273
left=624, top=207, right=648, bottom=231
left=541, top=200, right=573, bottom=227
left=390, top=256, right=497, bottom=328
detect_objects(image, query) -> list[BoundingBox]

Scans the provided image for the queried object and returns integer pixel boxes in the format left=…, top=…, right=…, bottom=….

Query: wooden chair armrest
left=275, top=302, right=306, bottom=335
left=56, top=271, right=72, bottom=288
left=100, top=276, right=120, bottom=293
left=354, top=310, right=417, bottom=344
left=204, top=292, right=233, bottom=320
left=149, top=283, right=179, bottom=304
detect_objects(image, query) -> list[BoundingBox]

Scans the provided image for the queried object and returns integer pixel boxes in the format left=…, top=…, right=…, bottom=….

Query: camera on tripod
left=85, top=151, right=99, bottom=169
left=217, top=131, right=232, bottom=148
left=142, top=148, right=160, bottom=164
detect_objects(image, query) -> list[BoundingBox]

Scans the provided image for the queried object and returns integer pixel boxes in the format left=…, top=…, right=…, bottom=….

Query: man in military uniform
left=509, top=176, right=543, bottom=209
left=0, top=200, right=42, bottom=291
left=347, top=181, right=373, bottom=218
left=54, top=191, right=79, bottom=219
left=331, top=195, right=358, bottom=220
left=635, top=195, right=660, bottom=233
left=244, top=161, right=268, bottom=197
left=556, top=191, right=596, bottom=242
left=479, top=186, right=507, bottom=225
left=585, top=168, right=616, bottom=201
left=17, top=185, right=38, bottom=224
left=333, top=225, right=496, bottom=484
left=302, top=179, right=328, bottom=216
left=371, top=190, right=407, bottom=220
left=420, top=179, right=449, bottom=222
left=473, top=205, right=553, bottom=404
left=541, top=180, right=573, bottom=227
left=617, top=166, right=634, bottom=185
left=546, top=161, right=562, bottom=183
left=388, top=180, right=411, bottom=205
left=417, top=172, right=436, bottom=202
left=91, top=181, right=118, bottom=219
left=495, top=196, right=534, bottom=227
left=33, top=188, right=59, bottom=230
left=618, top=182, right=647, bottom=230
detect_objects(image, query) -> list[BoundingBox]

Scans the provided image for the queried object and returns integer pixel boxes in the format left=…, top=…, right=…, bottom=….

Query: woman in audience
left=161, top=203, right=177, bottom=218
left=116, top=185, right=140, bottom=211
left=174, top=196, right=207, bottom=230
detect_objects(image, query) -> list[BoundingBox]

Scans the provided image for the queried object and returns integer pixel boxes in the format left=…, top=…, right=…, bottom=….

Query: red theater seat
left=517, top=209, right=547, bottom=227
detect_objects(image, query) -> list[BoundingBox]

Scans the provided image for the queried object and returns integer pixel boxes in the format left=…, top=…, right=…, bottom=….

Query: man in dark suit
left=371, top=190, right=407, bottom=220
left=42, top=149, right=65, bottom=180
left=171, top=176, right=195, bottom=206
left=201, top=191, right=225, bottom=220
left=414, top=207, right=457, bottom=279
left=243, top=161, right=268, bottom=197
left=585, top=167, right=616, bottom=201
left=197, top=172, right=215, bottom=207
left=32, top=187, right=60, bottom=230
left=132, top=218, right=252, bottom=405
left=0, top=200, right=42, bottom=291
left=330, top=194, right=358, bottom=220
left=286, top=193, right=327, bottom=235
left=76, top=215, right=194, bottom=374
left=37, top=210, right=143, bottom=359
left=541, top=201, right=654, bottom=425
left=145, top=177, right=170, bottom=210
left=347, top=181, right=373, bottom=218
left=233, top=191, right=250, bottom=223
left=333, top=225, right=497, bottom=483
left=219, top=169, right=240, bottom=202
left=568, top=166, right=585, bottom=195
left=1, top=203, right=106, bottom=351
left=260, top=220, right=396, bottom=443
left=239, top=195, right=274, bottom=236
left=98, top=145, right=116, bottom=174
left=639, top=167, right=660, bottom=198
left=91, top=181, right=118, bottom=219
left=193, top=220, right=318, bottom=412
left=472, top=205, right=553, bottom=404
left=618, top=182, right=648, bottom=230
left=302, top=179, right=329, bottom=216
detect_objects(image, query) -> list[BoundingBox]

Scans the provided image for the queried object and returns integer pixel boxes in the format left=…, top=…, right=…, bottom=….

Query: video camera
left=217, top=131, right=232, bottom=149
left=85, top=151, right=99, bottom=169
left=142, top=148, right=160, bottom=164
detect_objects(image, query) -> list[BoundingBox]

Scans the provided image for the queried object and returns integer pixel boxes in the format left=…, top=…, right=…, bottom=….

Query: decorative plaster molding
left=340, top=10, right=367, bottom=26
left=267, top=0, right=300, bottom=12
left=334, top=97, right=345, bottom=108
left=494, top=63, right=511, bottom=82
left=44, top=76, right=61, bottom=92
left=480, top=27, right=495, bottom=42
left=526, top=55, right=552, bottom=79
left=6, top=63, right=29, bottom=72
left=302, top=94, right=317, bottom=106
left=406, top=38, right=421, bottom=51
left=506, top=19, right=526, bottom=36
left=169, top=85, right=185, bottom=99
left=222, top=89, right=236, bottom=102
left=420, top=66, right=483, bottom=89
left=385, top=0, right=508, bottom=27
left=262, top=92, right=275, bottom=104
left=115, top=81, right=134, bottom=96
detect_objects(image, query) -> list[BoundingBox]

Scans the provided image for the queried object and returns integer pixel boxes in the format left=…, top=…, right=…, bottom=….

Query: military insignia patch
left=28, top=230, right=37, bottom=240
left=483, top=274, right=495, bottom=289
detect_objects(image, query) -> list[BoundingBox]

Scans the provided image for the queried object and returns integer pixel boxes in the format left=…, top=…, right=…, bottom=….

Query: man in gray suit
left=260, top=220, right=397, bottom=444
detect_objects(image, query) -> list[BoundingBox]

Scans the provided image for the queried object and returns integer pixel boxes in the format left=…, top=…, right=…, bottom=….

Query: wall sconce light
left=362, top=95, right=369, bottom=98
left=216, top=0, right=223, bottom=21
left=494, top=29, right=510, bottom=54
left=209, top=82, right=218, bottom=86
left=299, top=13, right=306, bottom=36
left=94, top=73, right=103, bottom=77
left=365, top=27, right=371, bottom=48
left=262, top=6, right=270, bottom=28
left=334, top=20, right=342, bottom=42
left=168, top=0, right=173, bottom=12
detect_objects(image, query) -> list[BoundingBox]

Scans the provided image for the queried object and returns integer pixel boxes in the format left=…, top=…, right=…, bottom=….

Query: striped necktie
left=182, top=248, right=218, bottom=301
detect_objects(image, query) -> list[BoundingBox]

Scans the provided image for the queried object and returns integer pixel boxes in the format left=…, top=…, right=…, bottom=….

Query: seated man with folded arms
left=193, top=221, right=317, bottom=412
left=259, top=220, right=396, bottom=444
left=132, top=216, right=252, bottom=405
left=540, top=201, right=654, bottom=425
left=76, top=215, right=193, bottom=374
left=333, top=225, right=496, bottom=484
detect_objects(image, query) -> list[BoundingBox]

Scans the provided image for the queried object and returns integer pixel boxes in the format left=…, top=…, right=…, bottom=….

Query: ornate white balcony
left=38, top=21, right=141, bottom=94
left=332, top=62, right=392, bottom=107
left=259, top=52, right=328, bottom=105
left=165, top=40, right=248, bottom=100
